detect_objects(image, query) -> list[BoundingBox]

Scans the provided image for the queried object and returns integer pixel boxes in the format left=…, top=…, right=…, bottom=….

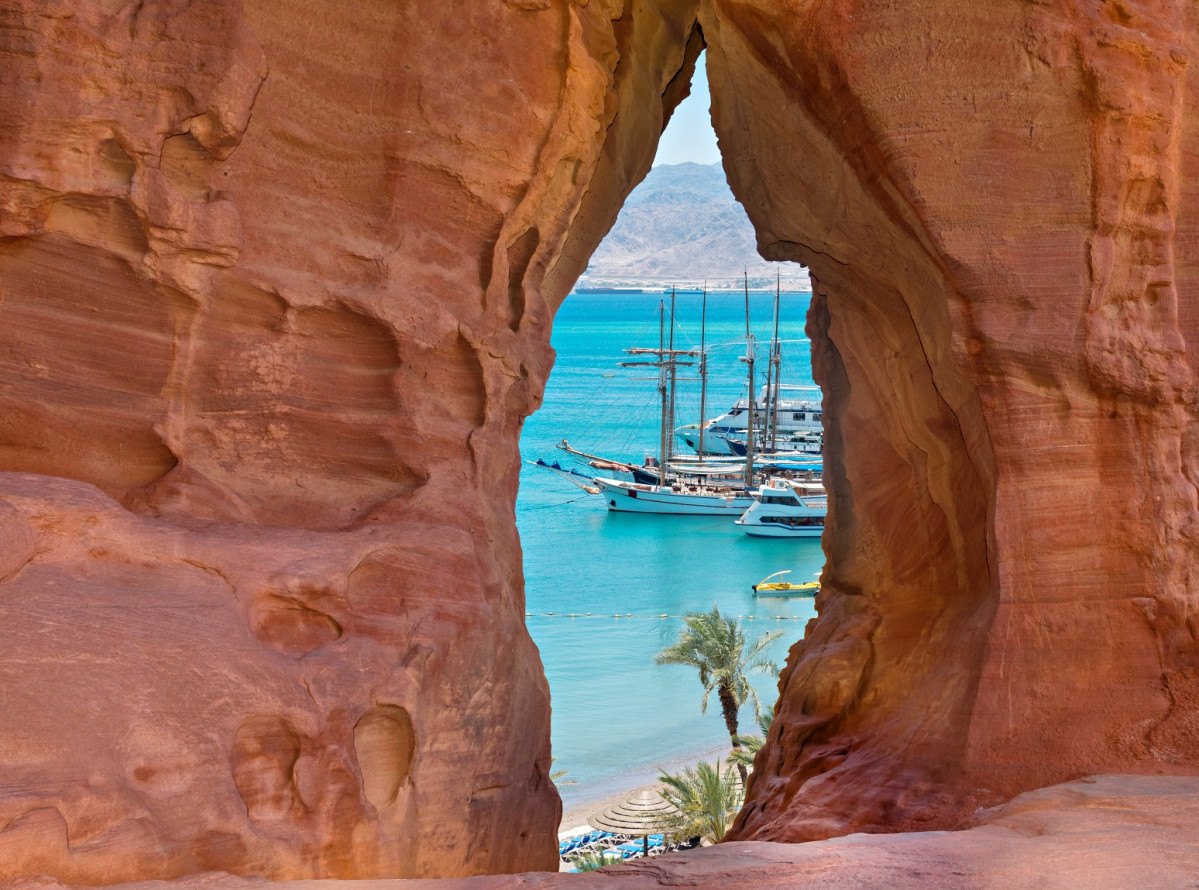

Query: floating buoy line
left=524, top=612, right=806, bottom=621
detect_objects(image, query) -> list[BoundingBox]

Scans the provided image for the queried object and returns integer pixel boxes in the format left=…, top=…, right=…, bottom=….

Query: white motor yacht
left=734, top=477, right=826, bottom=537
left=676, top=383, right=823, bottom=456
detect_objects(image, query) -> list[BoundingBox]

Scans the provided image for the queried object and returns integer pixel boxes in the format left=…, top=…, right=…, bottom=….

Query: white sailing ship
left=597, top=286, right=766, bottom=514
left=594, top=476, right=756, bottom=515
left=537, top=280, right=824, bottom=517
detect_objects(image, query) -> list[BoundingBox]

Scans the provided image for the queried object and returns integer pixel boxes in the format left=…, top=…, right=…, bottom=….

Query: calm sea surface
left=516, top=290, right=824, bottom=814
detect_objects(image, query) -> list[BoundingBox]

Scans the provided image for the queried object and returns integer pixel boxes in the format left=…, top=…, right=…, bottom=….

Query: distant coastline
left=574, top=286, right=646, bottom=294
left=573, top=283, right=813, bottom=295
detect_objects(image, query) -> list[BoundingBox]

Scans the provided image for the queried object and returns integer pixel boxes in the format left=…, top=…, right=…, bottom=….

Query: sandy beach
left=556, top=743, right=731, bottom=838
left=559, top=781, right=663, bottom=838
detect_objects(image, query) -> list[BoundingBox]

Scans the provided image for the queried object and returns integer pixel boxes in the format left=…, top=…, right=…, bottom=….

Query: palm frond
left=742, top=630, right=784, bottom=663
left=727, top=704, right=778, bottom=770
left=657, top=760, right=743, bottom=844
left=727, top=734, right=763, bottom=769
left=656, top=605, right=785, bottom=749
left=756, top=704, right=775, bottom=737
left=550, top=757, right=575, bottom=787
left=570, top=850, right=621, bottom=871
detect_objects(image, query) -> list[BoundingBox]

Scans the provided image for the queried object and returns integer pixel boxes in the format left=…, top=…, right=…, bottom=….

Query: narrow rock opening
left=5, top=3, right=1197, bottom=884
left=527, top=6, right=1004, bottom=846
left=520, top=33, right=827, bottom=849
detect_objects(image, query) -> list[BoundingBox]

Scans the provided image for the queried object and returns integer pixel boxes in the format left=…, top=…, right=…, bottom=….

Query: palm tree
left=657, top=760, right=742, bottom=844
left=655, top=605, right=782, bottom=784
left=727, top=705, right=775, bottom=772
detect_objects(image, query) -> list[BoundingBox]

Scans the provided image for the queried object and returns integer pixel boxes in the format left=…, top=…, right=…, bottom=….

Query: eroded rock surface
left=0, top=0, right=704, bottom=881
left=21, top=775, right=1199, bottom=889
left=705, top=0, right=1199, bottom=841
left=3, top=0, right=1199, bottom=882
left=0, top=473, right=551, bottom=880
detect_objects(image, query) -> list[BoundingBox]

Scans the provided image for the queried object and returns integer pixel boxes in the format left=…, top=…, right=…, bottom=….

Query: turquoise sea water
left=516, top=290, right=826, bottom=814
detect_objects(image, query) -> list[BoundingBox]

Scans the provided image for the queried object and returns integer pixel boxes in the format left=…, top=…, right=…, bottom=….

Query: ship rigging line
left=522, top=493, right=594, bottom=510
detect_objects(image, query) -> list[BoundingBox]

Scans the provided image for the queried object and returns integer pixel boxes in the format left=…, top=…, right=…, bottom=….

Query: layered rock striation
left=706, top=0, right=1199, bottom=840
left=3, top=0, right=1199, bottom=882
left=0, top=0, right=719, bottom=880
left=0, top=0, right=667, bottom=880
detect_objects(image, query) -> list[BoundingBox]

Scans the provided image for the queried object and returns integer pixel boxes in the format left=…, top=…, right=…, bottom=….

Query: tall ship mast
left=620, top=293, right=696, bottom=487
left=741, top=273, right=756, bottom=488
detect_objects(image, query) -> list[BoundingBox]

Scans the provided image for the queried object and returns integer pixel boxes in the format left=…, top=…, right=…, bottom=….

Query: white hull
left=740, top=523, right=823, bottom=538
left=595, top=477, right=755, bottom=515
left=677, top=384, right=823, bottom=457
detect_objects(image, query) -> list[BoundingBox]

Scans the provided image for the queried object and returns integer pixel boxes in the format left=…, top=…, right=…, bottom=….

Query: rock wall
left=3, top=0, right=1199, bottom=882
left=707, top=0, right=1199, bottom=840
left=22, top=776, right=1199, bottom=890
left=0, top=0, right=699, bottom=880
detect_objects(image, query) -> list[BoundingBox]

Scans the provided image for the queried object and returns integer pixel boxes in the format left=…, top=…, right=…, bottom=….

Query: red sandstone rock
left=700, top=0, right=1199, bottom=842
left=0, top=473, right=553, bottom=880
left=0, top=0, right=700, bottom=880
left=3, top=0, right=1199, bottom=882
left=15, top=775, right=1199, bottom=889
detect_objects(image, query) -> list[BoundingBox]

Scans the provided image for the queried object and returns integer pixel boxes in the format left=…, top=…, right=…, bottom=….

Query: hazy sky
left=653, top=52, right=721, bottom=166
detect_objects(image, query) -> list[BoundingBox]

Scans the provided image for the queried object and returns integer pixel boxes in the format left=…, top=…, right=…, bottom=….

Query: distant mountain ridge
left=580, top=162, right=810, bottom=291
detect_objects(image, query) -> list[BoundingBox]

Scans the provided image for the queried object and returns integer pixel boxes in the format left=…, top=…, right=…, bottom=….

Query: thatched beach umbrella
left=588, top=787, right=678, bottom=855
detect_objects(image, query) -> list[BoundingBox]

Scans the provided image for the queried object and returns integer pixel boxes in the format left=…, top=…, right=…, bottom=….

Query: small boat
left=735, top=477, right=826, bottom=537
left=752, top=570, right=820, bottom=597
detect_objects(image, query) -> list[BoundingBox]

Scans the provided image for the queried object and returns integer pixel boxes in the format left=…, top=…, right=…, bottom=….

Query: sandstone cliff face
left=3, top=0, right=1199, bottom=882
left=705, top=0, right=1199, bottom=840
left=0, top=0, right=697, bottom=879
left=0, top=6, right=547, bottom=876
